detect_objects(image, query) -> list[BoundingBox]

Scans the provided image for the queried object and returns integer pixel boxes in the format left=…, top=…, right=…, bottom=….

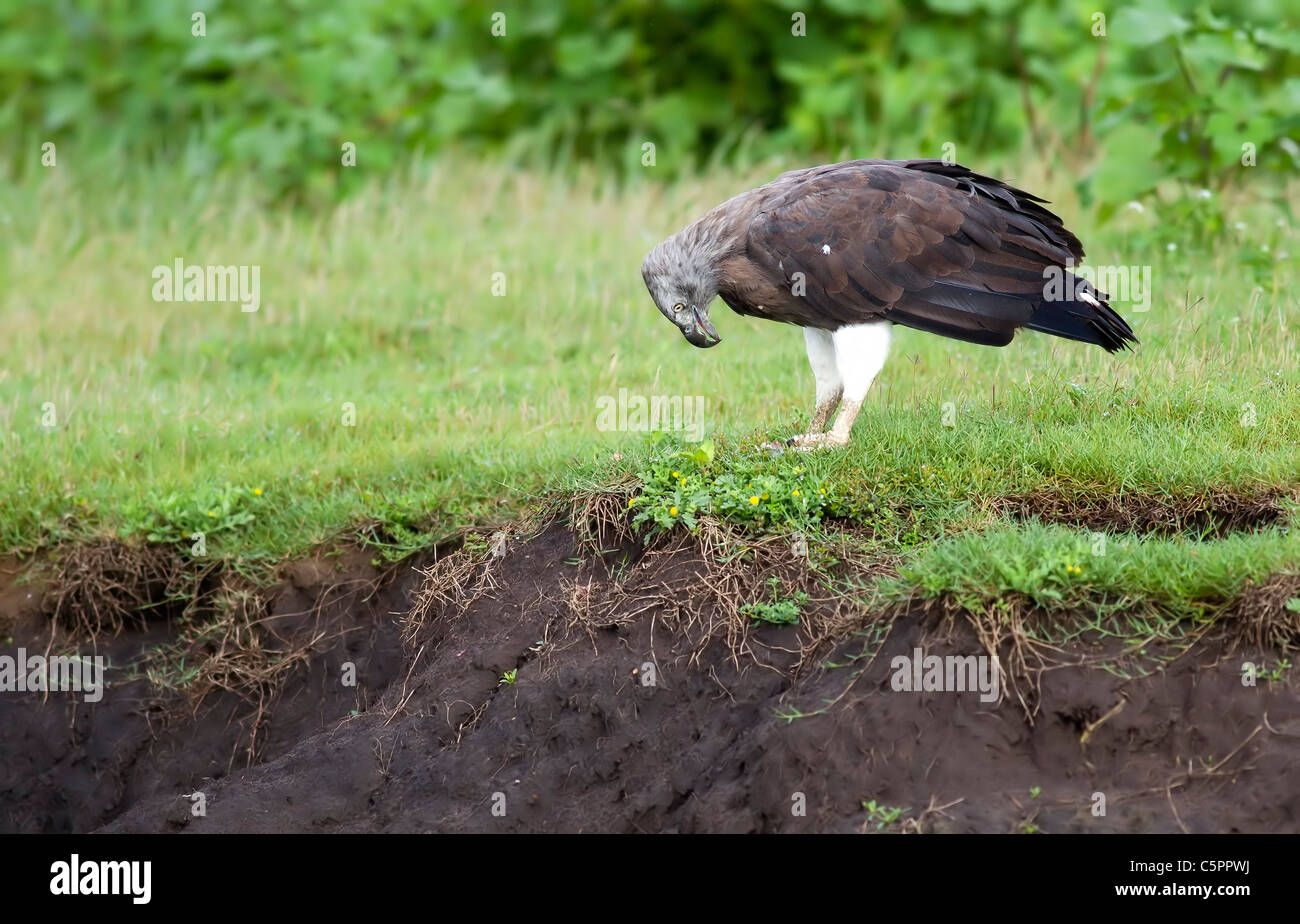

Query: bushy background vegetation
left=4, top=0, right=1297, bottom=206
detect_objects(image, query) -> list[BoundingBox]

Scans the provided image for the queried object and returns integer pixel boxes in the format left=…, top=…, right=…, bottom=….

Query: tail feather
left=1026, top=279, right=1137, bottom=354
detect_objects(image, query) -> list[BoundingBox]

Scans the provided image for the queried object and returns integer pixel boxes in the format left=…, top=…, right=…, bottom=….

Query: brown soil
left=2, top=525, right=1297, bottom=834
left=999, top=489, right=1295, bottom=536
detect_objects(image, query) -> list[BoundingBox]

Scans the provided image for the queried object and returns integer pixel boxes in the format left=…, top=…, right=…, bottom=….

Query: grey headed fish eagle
left=640, top=159, right=1137, bottom=449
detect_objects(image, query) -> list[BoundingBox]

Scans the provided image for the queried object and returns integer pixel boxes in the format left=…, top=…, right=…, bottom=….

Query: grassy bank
left=2, top=154, right=1297, bottom=594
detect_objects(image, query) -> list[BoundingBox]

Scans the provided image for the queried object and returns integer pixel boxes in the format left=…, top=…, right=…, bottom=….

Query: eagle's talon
left=788, top=432, right=848, bottom=451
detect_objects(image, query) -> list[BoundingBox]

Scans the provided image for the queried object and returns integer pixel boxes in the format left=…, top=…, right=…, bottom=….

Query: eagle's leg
left=789, top=327, right=842, bottom=446
left=794, top=321, right=892, bottom=450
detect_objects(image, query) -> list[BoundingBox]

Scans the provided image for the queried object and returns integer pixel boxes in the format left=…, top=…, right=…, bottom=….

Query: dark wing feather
left=744, top=160, right=1136, bottom=351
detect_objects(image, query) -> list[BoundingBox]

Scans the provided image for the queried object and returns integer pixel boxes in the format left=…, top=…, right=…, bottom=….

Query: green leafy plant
left=357, top=494, right=447, bottom=563
left=627, top=437, right=857, bottom=534
left=738, top=577, right=806, bottom=628
left=7, top=2, right=1293, bottom=200
left=861, top=800, right=909, bottom=830
left=120, top=483, right=264, bottom=545
left=740, top=577, right=809, bottom=626
left=1092, top=3, right=1300, bottom=216
left=1254, top=658, right=1292, bottom=683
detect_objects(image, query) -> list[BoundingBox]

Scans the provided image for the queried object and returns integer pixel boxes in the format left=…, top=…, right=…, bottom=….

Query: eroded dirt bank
left=2, top=525, right=1298, bottom=834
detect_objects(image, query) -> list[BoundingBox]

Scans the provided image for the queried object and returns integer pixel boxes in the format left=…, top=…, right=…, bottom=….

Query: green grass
left=885, top=520, right=1300, bottom=618
left=1, top=152, right=1297, bottom=610
left=740, top=577, right=810, bottom=627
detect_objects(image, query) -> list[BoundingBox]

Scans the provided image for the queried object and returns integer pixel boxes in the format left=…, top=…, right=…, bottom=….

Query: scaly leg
left=794, top=321, right=892, bottom=450
left=788, top=327, right=842, bottom=447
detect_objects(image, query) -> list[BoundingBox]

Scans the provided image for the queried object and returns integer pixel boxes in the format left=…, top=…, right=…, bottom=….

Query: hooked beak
left=679, top=305, right=721, bottom=348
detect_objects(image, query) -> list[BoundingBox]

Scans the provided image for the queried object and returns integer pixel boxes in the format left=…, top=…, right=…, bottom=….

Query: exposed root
left=41, top=540, right=212, bottom=639
left=927, top=591, right=1229, bottom=720
left=999, top=488, right=1294, bottom=537
left=930, top=596, right=1065, bottom=716
left=561, top=574, right=639, bottom=651
left=1227, top=572, right=1300, bottom=654
left=899, top=795, right=965, bottom=835
left=403, top=539, right=501, bottom=646
left=566, top=517, right=890, bottom=675
left=141, top=582, right=322, bottom=767
left=567, top=488, right=637, bottom=555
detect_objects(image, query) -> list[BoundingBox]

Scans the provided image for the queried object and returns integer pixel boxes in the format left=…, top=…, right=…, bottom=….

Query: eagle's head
left=641, top=235, right=722, bottom=348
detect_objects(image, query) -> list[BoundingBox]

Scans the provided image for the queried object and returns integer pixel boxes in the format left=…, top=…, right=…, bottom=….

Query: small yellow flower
left=628, top=497, right=638, bottom=507
left=207, top=511, right=216, bottom=518
left=671, top=471, right=679, bottom=479
left=749, top=496, right=760, bottom=505
left=792, top=489, right=800, bottom=497
left=253, top=488, right=263, bottom=495
left=761, top=492, right=770, bottom=500
left=669, top=506, right=678, bottom=516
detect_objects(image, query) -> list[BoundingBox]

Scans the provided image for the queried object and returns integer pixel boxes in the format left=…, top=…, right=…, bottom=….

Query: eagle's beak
left=680, top=305, right=721, bottom=348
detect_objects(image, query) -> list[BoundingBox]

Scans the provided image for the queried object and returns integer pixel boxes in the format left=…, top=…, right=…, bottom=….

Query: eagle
left=641, top=159, right=1137, bottom=448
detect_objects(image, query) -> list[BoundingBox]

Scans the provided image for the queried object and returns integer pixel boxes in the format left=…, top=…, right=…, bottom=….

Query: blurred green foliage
left=2, top=0, right=1296, bottom=203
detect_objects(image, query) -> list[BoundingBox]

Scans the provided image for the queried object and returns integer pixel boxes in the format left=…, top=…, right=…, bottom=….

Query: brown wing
left=745, top=160, right=1133, bottom=350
